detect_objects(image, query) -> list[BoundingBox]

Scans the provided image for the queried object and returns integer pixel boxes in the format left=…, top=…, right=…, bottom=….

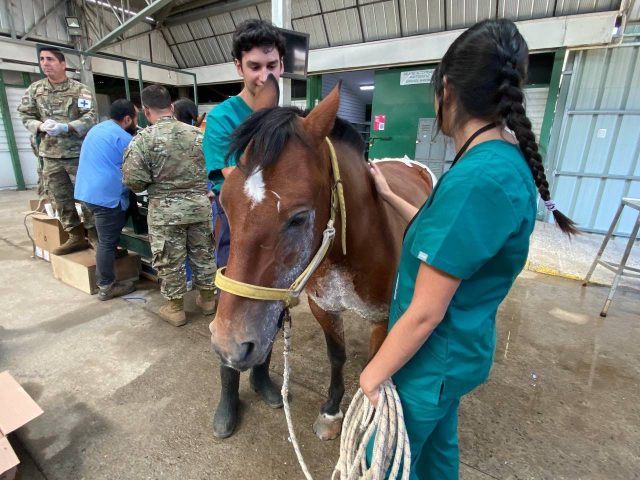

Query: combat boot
left=52, top=225, right=89, bottom=256
left=196, top=289, right=217, bottom=315
left=87, top=227, right=99, bottom=250
left=159, top=298, right=187, bottom=327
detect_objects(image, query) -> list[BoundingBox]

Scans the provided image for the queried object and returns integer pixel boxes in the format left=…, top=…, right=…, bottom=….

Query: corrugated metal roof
left=154, top=0, right=622, bottom=68
left=360, top=1, right=400, bottom=42
left=499, top=0, right=554, bottom=21
left=446, top=0, right=495, bottom=30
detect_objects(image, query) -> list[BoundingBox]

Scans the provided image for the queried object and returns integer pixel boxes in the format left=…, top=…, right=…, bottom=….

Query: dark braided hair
left=433, top=19, right=578, bottom=236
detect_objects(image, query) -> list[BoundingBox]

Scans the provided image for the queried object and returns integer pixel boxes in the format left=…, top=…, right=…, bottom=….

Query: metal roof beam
left=164, top=0, right=266, bottom=26
left=87, top=0, right=175, bottom=52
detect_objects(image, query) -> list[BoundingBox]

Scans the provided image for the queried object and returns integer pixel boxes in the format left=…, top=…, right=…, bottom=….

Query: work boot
left=115, top=247, right=129, bottom=259
left=196, top=289, right=217, bottom=315
left=52, top=225, right=89, bottom=256
left=87, top=228, right=99, bottom=250
left=98, top=281, right=135, bottom=301
left=159, top=298, right=186, bottom=327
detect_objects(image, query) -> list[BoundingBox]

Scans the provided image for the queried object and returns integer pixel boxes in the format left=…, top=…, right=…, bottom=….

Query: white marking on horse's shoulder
left=244, top=170, right=266, bottom=207
left=370, top=157, right=438, bottom=185
left=308, top=268, right=388, bottom=322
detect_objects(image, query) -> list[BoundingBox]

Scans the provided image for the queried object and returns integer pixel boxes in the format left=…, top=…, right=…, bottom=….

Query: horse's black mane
left=225, top=106, right=366, bottom=174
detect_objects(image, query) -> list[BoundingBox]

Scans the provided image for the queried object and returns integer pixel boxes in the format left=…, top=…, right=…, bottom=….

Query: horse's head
left=209, top=76, right=341, bottom=371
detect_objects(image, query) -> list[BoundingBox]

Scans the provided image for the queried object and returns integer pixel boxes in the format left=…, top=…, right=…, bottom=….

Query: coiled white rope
left=281, top=311, right=411, bottom=480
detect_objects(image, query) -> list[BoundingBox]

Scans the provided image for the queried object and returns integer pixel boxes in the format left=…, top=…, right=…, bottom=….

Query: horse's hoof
left=313, top=411, right=344, bottom=440
left=250, top=374, right=284, bottom=409
left=212, top=396, right=239, bottom=439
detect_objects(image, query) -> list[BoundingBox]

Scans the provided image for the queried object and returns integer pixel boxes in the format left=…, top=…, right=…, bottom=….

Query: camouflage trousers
left=43, top=157, right=94, bottom=231
left=149, top=221, right=217, bottom=300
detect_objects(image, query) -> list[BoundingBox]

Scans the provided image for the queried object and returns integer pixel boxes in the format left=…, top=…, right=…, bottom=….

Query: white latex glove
left=39, top=119, right=56, bottom=132
left=43, top=120, right=69, bottom=136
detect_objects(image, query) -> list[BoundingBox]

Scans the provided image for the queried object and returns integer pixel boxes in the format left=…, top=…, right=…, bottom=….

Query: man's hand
left=42, top=120, right=69, bottom=136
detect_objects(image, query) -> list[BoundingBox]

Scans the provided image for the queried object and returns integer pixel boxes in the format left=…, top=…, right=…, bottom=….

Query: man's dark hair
left=231, top=19, right=286, bottom=62
left=141, top=84, right=172, bottom=110
left=39, top=47, right=65, bottom=63
left=110, top=99, right=136, bottom=121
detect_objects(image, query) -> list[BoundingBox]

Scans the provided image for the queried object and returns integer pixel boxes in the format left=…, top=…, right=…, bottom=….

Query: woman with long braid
left=361, top=19, right=577, bottom=479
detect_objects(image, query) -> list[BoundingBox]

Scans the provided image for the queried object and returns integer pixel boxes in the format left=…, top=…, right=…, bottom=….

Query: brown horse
left=209, top=77, right=434, bottom=440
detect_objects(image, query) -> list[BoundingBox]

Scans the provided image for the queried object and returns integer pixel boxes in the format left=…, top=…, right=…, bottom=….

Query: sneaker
left=98, top=281, right=136, bottom=301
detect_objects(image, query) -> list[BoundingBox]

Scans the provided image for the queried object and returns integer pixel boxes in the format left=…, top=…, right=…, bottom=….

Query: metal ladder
left=583, top=198, right=640, bottom=317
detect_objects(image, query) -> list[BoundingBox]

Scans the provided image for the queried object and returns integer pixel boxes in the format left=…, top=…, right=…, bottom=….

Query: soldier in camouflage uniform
left=122, top=85, right=216, bottom=326
left=18, top=47, right=97, bottom=255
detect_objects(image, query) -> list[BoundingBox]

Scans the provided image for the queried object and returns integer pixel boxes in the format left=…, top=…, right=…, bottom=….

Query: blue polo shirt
left=75, top=119, right=132, bottom=210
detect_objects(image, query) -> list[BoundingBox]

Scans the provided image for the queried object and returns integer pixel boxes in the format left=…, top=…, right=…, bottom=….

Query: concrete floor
left=1, top=190, right=639, bottom=480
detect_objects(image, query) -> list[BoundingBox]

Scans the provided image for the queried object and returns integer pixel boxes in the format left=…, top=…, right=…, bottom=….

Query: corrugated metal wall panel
left=400, top=0, right=445, bottom=35
left=322, top=75, right=366, bottom=122
left=1, top=87, right=39, bottom=188
left=293, top=0, right=322, bottom=17
left=0, top=0, right=10, bottom=34
left=631, top=0, right=640, bottom=21
left=360, top=1, right=400, bottom=42
left=169, top=24, right=195, bottom=43
left=177, top=42, right=204, bottom=68
left=197, top=37, right=226, bottom=64
left=231, top=6, right=262, bottom=25
left=555, top=0, right=620, bottom=16
left=446, top=0, right=495, bottom=29
left=217, top=34, right=235, bottom=61
left=547, top=46, right=640, bottom=235
left=293, top=16, right=330, bottom=48
left=7, top=0, right=70, bottom=43
left=208, top=13, right=236, bottom=34
left=524, top=86, right=549, bottom=139
left=499, top=0, right=553, bottom=21
left=324, top=9, right=363, bottom=46
left=151, top=31, right=179, bottom=67
left=189, top=19, right=214, bottom=39
left=321, top=0, right=357, bottom=11
left=257, top=2, right=272, bottom=20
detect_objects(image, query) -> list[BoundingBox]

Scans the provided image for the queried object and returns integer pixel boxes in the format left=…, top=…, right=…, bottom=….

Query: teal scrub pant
left=367, top=396, right=460, bottom=479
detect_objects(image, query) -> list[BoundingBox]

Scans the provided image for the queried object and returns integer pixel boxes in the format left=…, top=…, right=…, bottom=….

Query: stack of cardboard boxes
left=29, top=200, right=141, bottom=295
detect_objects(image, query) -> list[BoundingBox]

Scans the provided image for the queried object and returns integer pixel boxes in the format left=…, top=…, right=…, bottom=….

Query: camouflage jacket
left=122, top=116, right=211, bottom=226
left=17, top=77, right=96, bottom=159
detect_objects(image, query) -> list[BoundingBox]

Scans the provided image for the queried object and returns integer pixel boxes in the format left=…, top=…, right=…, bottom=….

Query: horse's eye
left=287, top=212, right=308, bottom=229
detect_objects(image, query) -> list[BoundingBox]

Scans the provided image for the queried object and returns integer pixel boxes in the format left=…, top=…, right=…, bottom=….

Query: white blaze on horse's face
left=244, top=169, right=266, bottom=208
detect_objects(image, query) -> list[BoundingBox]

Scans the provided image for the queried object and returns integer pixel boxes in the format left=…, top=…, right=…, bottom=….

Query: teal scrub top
left=391, top=140, right=537, bottom=405
left=203, top=95, right=252, bottom=194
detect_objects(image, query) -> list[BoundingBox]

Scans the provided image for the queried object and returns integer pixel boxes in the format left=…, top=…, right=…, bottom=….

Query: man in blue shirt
left=75, top=99, right=138, bottom=300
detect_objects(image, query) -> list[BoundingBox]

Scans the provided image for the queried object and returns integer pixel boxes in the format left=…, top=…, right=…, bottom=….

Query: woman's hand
left=360, top=367, right=382, bottom=408
left=368, top=161, right=393, bottom=200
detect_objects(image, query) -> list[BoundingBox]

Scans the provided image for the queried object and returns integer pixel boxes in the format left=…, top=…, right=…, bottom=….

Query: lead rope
left=281, top=312, right=411, bottom=480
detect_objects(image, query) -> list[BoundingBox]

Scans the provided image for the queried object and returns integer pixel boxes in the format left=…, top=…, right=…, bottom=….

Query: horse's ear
left=302, top=82, right=340, bottom=141
left=252, top=74, right=280, bottom=110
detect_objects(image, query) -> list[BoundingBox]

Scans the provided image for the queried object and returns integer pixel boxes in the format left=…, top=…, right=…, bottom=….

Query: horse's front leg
left=308, top=297, right=346, bottom=441
left=369, top=318, right=388, bottom=358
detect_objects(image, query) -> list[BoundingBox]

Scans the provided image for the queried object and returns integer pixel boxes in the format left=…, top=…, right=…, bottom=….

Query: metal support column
left=272, top=0, right=292, bottom=106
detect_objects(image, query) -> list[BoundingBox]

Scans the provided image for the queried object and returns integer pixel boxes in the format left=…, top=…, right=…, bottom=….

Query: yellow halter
left=215, top=137, right=346, bottom=307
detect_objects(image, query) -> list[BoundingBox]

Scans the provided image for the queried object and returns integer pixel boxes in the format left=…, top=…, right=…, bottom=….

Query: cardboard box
left=28, top=199, right=49, bottom=213
left=0, top=372, right=43, bottom=475
left=30, top=214, right=68, bottom=262
left=51, top=250, right=141, bottom=295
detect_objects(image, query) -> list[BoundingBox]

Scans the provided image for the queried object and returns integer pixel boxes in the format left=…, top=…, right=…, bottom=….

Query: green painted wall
left=368, top=66, right=436, bottom=159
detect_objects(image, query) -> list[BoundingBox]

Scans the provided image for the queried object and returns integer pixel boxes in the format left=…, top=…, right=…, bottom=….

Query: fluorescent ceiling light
left=360, top=85, right=374, bottom=91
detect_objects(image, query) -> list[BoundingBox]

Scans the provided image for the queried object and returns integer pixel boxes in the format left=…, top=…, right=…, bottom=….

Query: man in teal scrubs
left=203, top=19, right=285, bottom=268
left=203, top=19, right=287, bottom=439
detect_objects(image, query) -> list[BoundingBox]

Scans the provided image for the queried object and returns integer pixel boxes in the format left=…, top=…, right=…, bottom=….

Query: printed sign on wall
left=373, top=115, right=386, bottom=131
left=400, top=70, right=434, bottom=86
